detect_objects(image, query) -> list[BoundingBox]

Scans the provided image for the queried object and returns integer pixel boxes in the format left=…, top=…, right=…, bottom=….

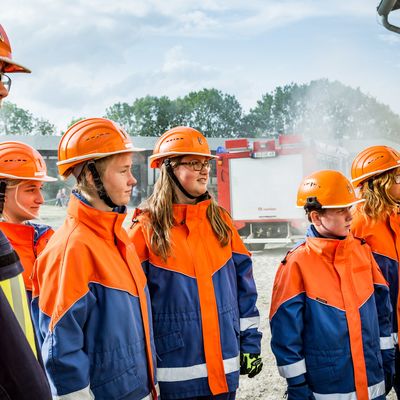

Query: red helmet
left=149, top=126, right=217, bottom=168
left=0, top=141, right=56, bottom=181
left=0, top=25, right=30, bottom=73
left=57, top=118, right=143, bottom=178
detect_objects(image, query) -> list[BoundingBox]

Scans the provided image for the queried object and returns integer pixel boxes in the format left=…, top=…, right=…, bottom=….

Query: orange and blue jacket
left=129, top=200, right=262, bottom=399
left=0, top=221, right=53, bottom=297
left=31, top=193, right=159, bottom=400
left=270, top=225, right=393, bottom=400
left=352, top=210, right=400, bottom=345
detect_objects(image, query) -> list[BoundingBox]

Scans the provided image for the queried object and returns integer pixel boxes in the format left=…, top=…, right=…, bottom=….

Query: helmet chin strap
left=1, top=182, right=41, bottom=221
left=86, top=161, right=118, bottom=209
left=164, top=158, right=209, bottom=202
left=0, top=180, right=7, bottom=214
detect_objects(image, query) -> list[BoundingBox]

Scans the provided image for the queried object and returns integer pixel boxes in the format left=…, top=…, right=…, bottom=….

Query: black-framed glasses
left=0, top=73, right=11, bottom=92
left=177, top=160, right=212, bottom=172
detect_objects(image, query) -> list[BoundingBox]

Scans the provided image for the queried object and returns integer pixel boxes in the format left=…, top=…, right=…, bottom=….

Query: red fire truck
left=216, top=135, right=347, bottom=250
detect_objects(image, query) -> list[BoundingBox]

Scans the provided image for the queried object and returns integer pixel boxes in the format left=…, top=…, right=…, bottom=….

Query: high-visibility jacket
left=31, top=194, right=158, bottom=400
left=128, top=200, right=262, bottom=400
left=352, top=210, right=400, bottom=345
left=0, top=226, right=38, bottom=356
left=0, top=221, right=53, bottom=294
left=270, top=226, right=393, bottom=400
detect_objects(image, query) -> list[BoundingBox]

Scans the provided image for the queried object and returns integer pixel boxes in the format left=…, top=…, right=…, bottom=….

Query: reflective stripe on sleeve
left=380, top=336, right=394, bottom=350
left=53, top=385, right=95, bottom=399
left=313, top=380, right=385, bottom=399
left=240, top=316, right=260, bottom=331
left=277, top=359, right=306, bottom=379
left=157, top=356, right=240, bottom=382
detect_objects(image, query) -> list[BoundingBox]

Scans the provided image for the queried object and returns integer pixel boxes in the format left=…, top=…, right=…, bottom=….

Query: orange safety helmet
left=0, top=141, right=56, bottom=181
left=149, top=126, right=217, bottom=168
left=297, top=170, right=364, bottom=209
left=57, top=118, right=143, bottom=178
left=351, top=145, right=400, bottom=187
left=0, top=25, right=30, bottom=73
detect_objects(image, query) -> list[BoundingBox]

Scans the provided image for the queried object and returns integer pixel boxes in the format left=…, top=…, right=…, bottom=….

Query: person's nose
left=128, top=170, right=137, bottom=186
left=36, top=190, right=45, bottom=204
left=345, top=208, right=353, bottom=222
left=0, top=82, right=8, bottom=101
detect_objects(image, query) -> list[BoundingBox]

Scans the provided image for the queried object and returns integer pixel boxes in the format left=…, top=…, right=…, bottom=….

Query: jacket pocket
left=155, top=331, right=184, bottom=356
left=305, top=350, right=344, bottom=387
left=91, top=363, right=140, bottom=400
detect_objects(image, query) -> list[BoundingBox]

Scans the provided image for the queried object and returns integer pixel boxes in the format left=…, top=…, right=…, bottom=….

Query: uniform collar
left=0, top=221, right=34, bottom=245
left=172, top=199, right=212, bottom=226
left=306, top=231, right=355, bottom=260
left=67, top=194, right=126, bottom=240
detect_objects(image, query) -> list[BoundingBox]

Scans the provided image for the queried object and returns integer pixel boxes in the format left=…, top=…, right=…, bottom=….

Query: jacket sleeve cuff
left=287, top=374, right=306, bottom=386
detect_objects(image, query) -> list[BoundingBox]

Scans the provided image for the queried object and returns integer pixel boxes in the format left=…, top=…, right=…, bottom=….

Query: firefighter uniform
left=270, top=226, right=393, bottom=400
left=352, top=211, right=400, bottom=344
left=31, top=194, right=158, bottom=400
left=129, top=200, right=262, bottom=399
left=0, top=221, right=53, bottom=296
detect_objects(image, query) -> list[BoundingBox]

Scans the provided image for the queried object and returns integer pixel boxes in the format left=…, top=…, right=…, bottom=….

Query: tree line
left=1, top=79, right=399, bottom=141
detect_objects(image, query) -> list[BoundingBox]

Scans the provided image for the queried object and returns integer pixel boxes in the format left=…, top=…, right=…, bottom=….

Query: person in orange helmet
left=270, top=170, right=393, bottom=400
left=128, top=126, right=262, bottom=400
left=31, top=118, right=159, bottom=400
left=0, top=141, right=57, bottom=301
left=351, top=145, right=400, bottom=397
left=0, top=24, right=51, bottom=400
left=0, top=24, right=30, bottom=106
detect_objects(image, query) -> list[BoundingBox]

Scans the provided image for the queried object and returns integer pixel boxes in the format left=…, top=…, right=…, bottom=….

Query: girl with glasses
left=128, top=126, right=262, bottom=400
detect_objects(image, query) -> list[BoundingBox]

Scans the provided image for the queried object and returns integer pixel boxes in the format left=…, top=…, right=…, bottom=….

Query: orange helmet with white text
left=0, top=141, right=56, bottom=181
left=57, top=118, right=143, bottom=178
left=149, top=126, right=217, bottom=168
left=351, top=145, right=400, bottom=187
left=297, top=170, right=363, bottom=209
left=0, top=25, right=30, bottom=73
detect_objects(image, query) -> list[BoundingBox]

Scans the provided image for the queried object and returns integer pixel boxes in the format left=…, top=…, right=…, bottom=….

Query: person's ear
left=309, top=210, right=322, bottom=226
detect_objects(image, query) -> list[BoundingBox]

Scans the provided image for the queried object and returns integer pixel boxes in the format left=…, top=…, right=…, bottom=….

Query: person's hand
left=239, top=353, right=263, bottom=378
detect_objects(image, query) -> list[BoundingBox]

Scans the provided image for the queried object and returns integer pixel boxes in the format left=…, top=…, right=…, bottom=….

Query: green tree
left=0, top=101, right=34, bottom=134
left=33, top=118, right=57, bottom=135
left=177, top=89, right=243, bottom=137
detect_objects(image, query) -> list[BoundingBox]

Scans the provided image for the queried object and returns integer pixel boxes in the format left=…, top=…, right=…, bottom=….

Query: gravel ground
left=237, top=249, right=397, bottom=400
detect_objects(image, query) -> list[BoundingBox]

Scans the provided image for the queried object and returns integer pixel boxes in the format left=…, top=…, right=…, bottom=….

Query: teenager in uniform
left=32, top=118, right=159, bottom=399
left=129, top=126, right=262, bottom=399
left=270, top=170, right=393, bottom=400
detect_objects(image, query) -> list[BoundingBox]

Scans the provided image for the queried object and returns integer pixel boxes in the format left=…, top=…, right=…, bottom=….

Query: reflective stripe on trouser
left=313, top=380, right=385, bottom=399
left=0, top=275, right=37, bottom=357
left=157, top=356, right=240, bottom=382
left=380, top=336, right=394, bottom=350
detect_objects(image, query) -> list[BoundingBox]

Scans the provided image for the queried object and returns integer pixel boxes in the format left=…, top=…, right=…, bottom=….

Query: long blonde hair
left=358, top=168, right=399, bottom=221
left=141, top=160, right=232, bottom=261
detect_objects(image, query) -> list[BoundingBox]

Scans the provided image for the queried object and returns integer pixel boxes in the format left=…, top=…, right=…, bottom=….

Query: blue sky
left=2, top=0, right=400, bottom=132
